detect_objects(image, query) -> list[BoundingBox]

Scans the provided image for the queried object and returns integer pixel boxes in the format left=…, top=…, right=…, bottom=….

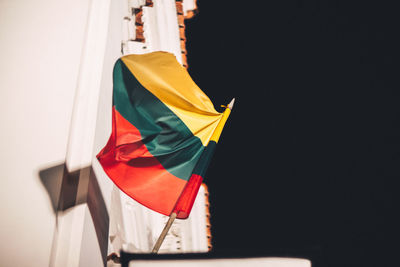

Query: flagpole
left=151, top=98, right=235, bottom=254
left=151, top=212, right=177, bottom=253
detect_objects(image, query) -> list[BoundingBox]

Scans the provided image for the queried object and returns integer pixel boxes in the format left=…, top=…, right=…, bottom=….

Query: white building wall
left=0, top=0, right=90, bottom=266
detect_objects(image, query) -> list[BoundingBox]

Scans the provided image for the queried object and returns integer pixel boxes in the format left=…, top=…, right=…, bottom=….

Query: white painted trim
left=51, top=205, right=87, bottom=267
left=65, top=0, right=112, bottom=173
left=129, top=258, right=312, bottom=267
left=163, top=0, right=182, bottom=63
left=182, top=0, right=196, bottom=16
left=51, top=0, right=113, bottom=266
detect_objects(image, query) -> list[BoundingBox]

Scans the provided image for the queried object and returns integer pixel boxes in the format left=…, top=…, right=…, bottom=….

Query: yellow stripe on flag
left=121, top=52, right=222, bottom=146
left=210, top=107, right=231, bottom=143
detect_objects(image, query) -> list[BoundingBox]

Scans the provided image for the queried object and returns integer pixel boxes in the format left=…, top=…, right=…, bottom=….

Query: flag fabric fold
left=97, top=51, right=226, bottom=218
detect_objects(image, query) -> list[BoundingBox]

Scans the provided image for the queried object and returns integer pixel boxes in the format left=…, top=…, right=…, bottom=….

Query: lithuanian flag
left=97, top=52, right=232, bottom=219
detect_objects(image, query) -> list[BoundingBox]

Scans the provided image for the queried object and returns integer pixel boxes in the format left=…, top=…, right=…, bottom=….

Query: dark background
left=185, top=1, right=400, bottom=266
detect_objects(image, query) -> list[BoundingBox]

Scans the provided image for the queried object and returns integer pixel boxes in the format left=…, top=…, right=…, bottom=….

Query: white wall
left=0, top=0, right=90, bottom=266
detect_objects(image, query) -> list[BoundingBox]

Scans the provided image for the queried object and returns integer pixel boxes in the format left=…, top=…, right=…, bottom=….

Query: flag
left=97, top=51, right=231, bottom=219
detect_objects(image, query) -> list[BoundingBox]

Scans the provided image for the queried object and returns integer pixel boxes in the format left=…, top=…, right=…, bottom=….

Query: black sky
left=185, top=1, right=400, bottom=266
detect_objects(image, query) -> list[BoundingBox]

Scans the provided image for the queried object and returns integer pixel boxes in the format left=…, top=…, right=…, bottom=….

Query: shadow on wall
left=38, top=163, right=109, bottom=266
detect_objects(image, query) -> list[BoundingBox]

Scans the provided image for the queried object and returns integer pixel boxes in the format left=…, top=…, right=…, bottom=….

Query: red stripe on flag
left=173, top=174, right=203, bottom=219
left=97, top=107, right=186, bottom=216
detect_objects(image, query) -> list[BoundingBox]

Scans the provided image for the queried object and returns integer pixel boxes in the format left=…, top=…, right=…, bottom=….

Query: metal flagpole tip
left=228, top=98, right=235, bottom=110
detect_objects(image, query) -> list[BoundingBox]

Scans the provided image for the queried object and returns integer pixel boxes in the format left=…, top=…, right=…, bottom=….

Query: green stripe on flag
left=192, top=141, right=217, bottom=177
left=112, top=59, right=205, bottom=181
